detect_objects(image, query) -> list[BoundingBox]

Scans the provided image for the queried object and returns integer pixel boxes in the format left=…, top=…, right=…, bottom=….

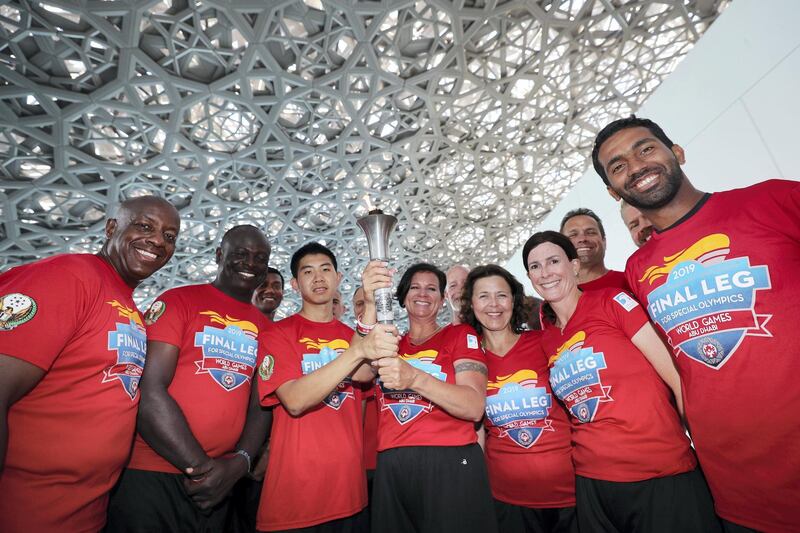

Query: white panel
left=681, top=100, right=781, bottom=191
left=741, top=46, right=800, bottom=178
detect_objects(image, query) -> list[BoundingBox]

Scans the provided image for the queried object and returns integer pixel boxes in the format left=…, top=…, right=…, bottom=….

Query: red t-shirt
left=256, top=314, right=366, bottom=531
left=578, top=269, right=629, bottom=292
left=484, top=331, right=575, bottom=508
left=128, top=283, right=269, bottom=473
left=0, top=254, right=146, bottom=533
left=377, top=323, right=485, bottom=451
left=625, top=180, right=800, bottom=532
left=541, top=288, right=696, bottom=482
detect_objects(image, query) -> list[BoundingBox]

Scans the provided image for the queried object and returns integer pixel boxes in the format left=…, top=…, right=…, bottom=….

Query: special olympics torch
left=356, top=209, right=398, bottom=324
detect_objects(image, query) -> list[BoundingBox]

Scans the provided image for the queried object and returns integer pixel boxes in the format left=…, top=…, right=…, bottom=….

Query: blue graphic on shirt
left=194, top=325, right=258, bottom=391
left=550, top=347, right=611, bottom=423
left=105, top=320, right=147, bottom=400
left=646, top=258, right=771, bottom=369
left=486, top=383, right=553, bottom=448
left=301, top=346, right=354, bottom=410
left=380, top=357, right=447, bottom=425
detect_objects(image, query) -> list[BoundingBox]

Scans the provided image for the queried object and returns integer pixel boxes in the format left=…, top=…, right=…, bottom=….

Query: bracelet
left=233, top=449, right=252, bottom=472
left=356, top=318, right=376, bottom=337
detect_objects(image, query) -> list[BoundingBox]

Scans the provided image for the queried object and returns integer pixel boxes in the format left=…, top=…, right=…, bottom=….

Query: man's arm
left=275, top=325, right=398, bottom=416
left=0, top=354, right=45, bottom=471
left=185, top=377, right=274, bottom=509
left=136, top=341, right=210, bottom=470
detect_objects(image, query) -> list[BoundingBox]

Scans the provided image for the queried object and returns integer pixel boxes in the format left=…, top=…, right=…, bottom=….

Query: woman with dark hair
left=460, top=264, right=576, bottom=533
left=522, top=231, right=720, bottom=533
left=361, top=261, right=497, bottom=533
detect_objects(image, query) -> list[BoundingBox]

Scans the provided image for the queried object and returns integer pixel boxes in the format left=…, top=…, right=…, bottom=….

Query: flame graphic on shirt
left=199, top=311, right=259, bottom=338
left=639, top=233, right=731, bottom=285
left=107, top=300, right=143, bottom=326
left=548, top=331, right=586, bottom=366
left=299, top=337, right=351, bottom=352
left=487, top=369, right=539, bottom=390
left=400, top=349, right=438, bottom=363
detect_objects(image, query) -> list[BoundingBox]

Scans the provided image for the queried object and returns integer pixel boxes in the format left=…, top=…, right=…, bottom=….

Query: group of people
left=0, top=116, right=797, bottom=533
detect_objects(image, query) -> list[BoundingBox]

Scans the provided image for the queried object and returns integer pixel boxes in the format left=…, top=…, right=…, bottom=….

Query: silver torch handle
left=356, top=210, right=398, bottom=325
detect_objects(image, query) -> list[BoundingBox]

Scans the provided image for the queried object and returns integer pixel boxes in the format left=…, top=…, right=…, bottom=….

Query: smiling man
left=560, top=208, right=628, bottom=291
left=619, top=200, right=654, bottom=248
left=0, top=196, right=180, bottom=533
left=106, top=224, right=273, bottom=532
left=445, top=265, right=469, bottom=325
left=593, top=115, right=800, bottom=533
left=252, top=266, right=284, bottom=321
left=255, top=242, right=398, bottom=532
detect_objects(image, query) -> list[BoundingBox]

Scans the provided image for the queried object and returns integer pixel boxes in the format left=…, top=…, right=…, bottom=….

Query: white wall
left=506, top=0, right=800, bottom=292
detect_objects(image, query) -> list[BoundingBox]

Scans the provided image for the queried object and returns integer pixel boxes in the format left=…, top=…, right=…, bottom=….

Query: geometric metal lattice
left=0, top=0, right=728, bottom=318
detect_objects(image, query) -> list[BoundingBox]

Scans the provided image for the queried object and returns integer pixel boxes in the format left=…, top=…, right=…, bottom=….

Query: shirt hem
left=257, top=503, right=366, bottom=531
left=493, top=494, right=576, bottom=509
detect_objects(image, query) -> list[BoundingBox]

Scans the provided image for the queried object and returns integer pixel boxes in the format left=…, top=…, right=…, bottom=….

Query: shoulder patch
left=258, top=355, right=275, bottom=381
left=612, top=292, right=638, bottom=312
left=144, top=300, right=166, bottom=325
left=466, top=333, right=479, bottom=350
left=0, top=293, right=37, bottom=331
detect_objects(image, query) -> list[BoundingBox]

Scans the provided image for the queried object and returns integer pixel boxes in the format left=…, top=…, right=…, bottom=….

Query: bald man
left=445, top=265, right=469, bottom=325
left=0, top=197, right=181, bottom=533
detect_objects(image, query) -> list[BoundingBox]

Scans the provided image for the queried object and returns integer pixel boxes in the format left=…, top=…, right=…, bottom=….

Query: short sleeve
left=144, top=289, right=187, bottom=347
left=0, top=260, right=83, bottom=371
left=256, top=324, right=303, bottom=407
left=450, top=324, right=486, bottom=365
left=605, top=290, right=649, bottom=339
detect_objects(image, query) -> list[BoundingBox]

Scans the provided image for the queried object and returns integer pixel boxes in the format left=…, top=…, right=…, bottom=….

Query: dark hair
left=290, top=242, right=338, bottom=278
left=396, top=263, right=446, bottom=309
left=460, top=264, right=526, bottom=335
left=591, top=115, right=675, bottom=185
left=559, top=207, right=606, bottom=238
left=266, top=266, right=284, bottom=288
left=521, top=231, right=578, bottom=272
left=520, top=231, right=579, bottom=327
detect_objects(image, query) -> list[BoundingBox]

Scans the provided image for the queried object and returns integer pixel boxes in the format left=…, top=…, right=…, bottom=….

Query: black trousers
left=371, top=444, right=498, bottom=533
left=575, top=468, right=722, bottom=533
left=493, top=499, right=577, bottom=533
left=105, top=468, right=229, bottom=533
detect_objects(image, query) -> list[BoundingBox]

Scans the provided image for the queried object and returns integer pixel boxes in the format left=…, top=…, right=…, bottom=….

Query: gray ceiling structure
left=0, top=0, right=728, bottom=317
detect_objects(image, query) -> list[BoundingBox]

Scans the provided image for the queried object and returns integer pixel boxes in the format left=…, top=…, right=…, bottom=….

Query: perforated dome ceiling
left=0, top=0, right=728, bottom=317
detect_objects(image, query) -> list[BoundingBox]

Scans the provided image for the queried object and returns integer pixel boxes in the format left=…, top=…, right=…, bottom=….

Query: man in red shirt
left=0, top=196, right=180, bottom=533
left=255, top=242, right=398, bottom=532
left=106, top=224, right=273, bottom=532
left=560, top=208, right=628, bottom=291
left=593, top=115, right=800, bottom=533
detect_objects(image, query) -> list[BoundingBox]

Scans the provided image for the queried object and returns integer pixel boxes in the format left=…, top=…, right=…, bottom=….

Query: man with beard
left=593, top=115, right=800, bottom=533
left=106, top=225, right=273, bottom=532
left=620, top=200, right=654, bottom=248
left=445, top=265, right=469, bottom=325
left=0, top=196, right=180, bottom=533
left=560, top=208, right=628, bottom=290
left=252, top=266, right=284, bottom=321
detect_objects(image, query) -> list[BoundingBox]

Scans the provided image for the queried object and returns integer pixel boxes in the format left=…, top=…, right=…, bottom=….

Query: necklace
left=409, top=325, right=443, bottom=345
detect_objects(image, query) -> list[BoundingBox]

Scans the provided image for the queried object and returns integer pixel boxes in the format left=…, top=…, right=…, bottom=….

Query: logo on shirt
left=640, top=234, right=772, bottom=369
left=613, top=292, right=638, bottom=312
left=0, top=293, right=37, bottom=331
left=103, top=300, right=147, bottom=400
left=144, top=300, right=166, bottom=325
left=486, top=369, right=554, bottom=448
left=194, top=311, right=260, bottom=391
left=549, top=331, right=612, bottom=423
left=380, top=349, right=446, bottom=424
left=258, top=354, right=275, bottom=381
left=299, top=337, right=354, bottom=409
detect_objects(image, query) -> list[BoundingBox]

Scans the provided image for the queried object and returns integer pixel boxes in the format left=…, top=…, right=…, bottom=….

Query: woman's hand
left=374, top=357, right=420, bottom=391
